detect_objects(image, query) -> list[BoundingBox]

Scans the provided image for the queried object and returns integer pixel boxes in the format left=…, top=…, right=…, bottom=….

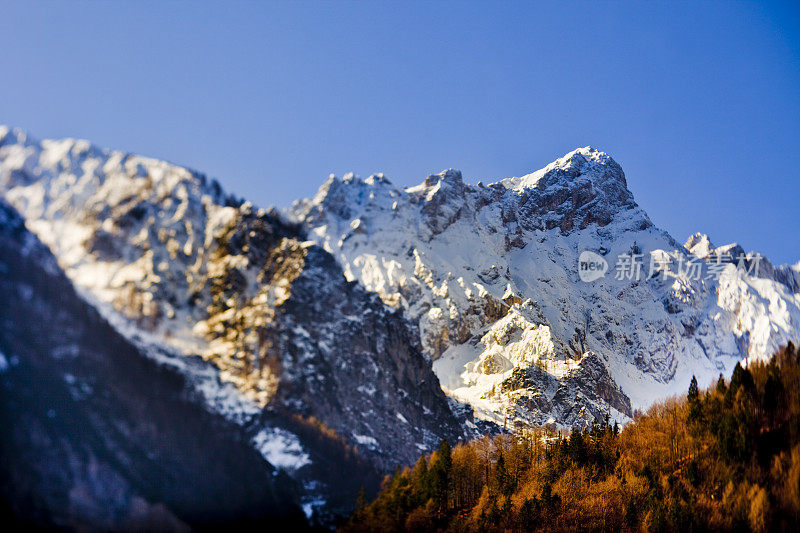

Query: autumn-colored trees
left=344, top=343, right=800, bottom=532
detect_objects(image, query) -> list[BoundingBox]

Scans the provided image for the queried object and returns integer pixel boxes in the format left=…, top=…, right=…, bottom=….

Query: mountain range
left=1, top=126, right=798, bottom=527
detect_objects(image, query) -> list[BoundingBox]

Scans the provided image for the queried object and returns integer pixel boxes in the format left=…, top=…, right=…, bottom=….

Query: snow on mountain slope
left=2, top=123, right=797, bottom=441
left=0, top=199, right=307, bottom=529
left=0, top=125, right=465, bottom=492
left=290, top=147, right=800, bottom=427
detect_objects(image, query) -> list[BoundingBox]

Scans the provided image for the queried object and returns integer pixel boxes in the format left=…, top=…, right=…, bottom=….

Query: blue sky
left=2, top=1, right=799, bottom=263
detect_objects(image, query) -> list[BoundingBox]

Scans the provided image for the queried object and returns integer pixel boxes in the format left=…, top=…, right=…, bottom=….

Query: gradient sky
left=2, top=1, right=799, bottom=263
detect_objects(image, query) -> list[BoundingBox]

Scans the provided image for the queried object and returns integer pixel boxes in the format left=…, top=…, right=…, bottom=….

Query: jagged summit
left=292, top=146, right=800, bottom=428
left=501, top=146, right=621, bottom=188
left=410, top=168, right=465, bottom=191
left=684, top=232, right=714, bottom=255
left=684, top=232, right=746, bottom=260
left=2, top=127, right=799, bottom=455
left=0, top=129, right=468, bottom=519
left=498, top=146, right=641, bottom=233
left=295, top=146, right=645, bottom=242
left=0, top=125, right=32, bottom=148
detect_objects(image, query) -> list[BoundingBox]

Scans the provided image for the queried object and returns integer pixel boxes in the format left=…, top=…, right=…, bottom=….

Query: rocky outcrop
left=432, top=300, right=632, bottom=429
left=499, top=148, right=645, bottom=234
left=0, top=201, right=305, bottom=530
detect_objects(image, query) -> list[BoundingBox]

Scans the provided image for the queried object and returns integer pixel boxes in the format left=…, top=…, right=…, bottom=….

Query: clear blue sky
left=2, top=1, right=799, bottom=263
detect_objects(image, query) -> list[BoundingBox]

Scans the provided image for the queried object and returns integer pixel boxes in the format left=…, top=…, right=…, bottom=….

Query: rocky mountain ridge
left=0, top=199, right=306, bottom=529
left=0, top=127, right=467, bottom=523
left=1, top=128, right=798, bottom=523
left=290, top=146, right=800, bottom=427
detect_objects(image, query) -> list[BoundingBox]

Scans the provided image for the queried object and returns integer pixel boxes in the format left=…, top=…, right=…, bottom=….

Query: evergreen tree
left=429, top=439, right=452, bottom=512
left=688, top=375, right=699, bottom=401
left=763, top=362, right=783, bottom=413
left=410, top=455, right=430, bottom=505
left=729, top=361, right=754, bottom=398
left=716, top=373, right=727, bottom=395
left=688, top=375, right=701, bottom=423
left=492, top=452, right=512, bottom=497
left=518, top=497, right=540, bottom=529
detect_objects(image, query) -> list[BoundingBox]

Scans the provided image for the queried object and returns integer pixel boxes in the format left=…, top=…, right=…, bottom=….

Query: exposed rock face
left=0, top=201, right=305, bottom=530
left=291, top=147, right=800, bottom=429
left=2, top=125, right=799, bottom=524
left=432, top=299, right=632, bottom=427
left=498, top=148, right=641, bottom=233
left=0, top=128, right=465, bottom=519
left=271, top=245, right=465, bottom=466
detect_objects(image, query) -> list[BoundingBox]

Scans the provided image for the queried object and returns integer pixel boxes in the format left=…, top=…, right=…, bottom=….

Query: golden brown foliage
left=343, top=343, right=800, bottom=532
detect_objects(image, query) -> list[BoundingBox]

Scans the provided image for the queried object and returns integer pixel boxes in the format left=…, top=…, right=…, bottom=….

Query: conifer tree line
left=343, top=344, right=800, bottom=532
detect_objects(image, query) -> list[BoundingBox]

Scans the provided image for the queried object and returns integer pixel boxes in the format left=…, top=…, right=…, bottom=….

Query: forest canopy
left=343, top=344, right=800, bottom=532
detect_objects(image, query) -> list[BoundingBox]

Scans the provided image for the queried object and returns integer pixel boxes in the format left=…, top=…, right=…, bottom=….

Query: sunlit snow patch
left=252, top=427, right=311, bottom=471
left=353, top=433, right=379, bottom=449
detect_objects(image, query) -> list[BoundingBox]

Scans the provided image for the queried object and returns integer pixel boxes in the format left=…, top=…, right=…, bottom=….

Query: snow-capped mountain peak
left=0, top=127, right=467, bottom=485
left=291, top=146, right=800, bottom=428
left=2, top=126, right=798, bottom=447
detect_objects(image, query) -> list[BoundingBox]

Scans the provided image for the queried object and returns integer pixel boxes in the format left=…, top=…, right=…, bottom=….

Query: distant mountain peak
left=291, top=145, right=800, bottom=428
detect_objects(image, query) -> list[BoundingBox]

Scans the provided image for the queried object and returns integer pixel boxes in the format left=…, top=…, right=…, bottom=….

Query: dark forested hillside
left=344, top=344, right=800, bottom=532
left=0, top=201, right=307, bottom=530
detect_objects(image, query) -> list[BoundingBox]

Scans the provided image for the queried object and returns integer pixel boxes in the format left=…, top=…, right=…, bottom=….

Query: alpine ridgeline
left=290, top=147, right=800, bottom=428
left=0, top=127, right=464, bottom=525
left=1, top=127, right=799, bottom=522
